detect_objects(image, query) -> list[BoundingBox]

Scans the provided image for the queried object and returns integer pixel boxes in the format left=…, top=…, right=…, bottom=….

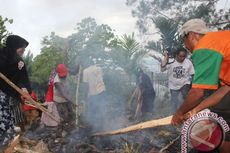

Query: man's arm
left=55, top=82, right=72, bottom=102
left=160, top=53, right=169, bottom=72
left=171, top=88, right=204, bottom=125
left=149, top=52, right=168, bottom=72
left=186, top=86, right=230, bottom=117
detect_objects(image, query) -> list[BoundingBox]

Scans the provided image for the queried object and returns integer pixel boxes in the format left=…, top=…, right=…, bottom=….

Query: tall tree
left=31, top=33, right=65, bottom=86
left=110, top=33, right=145, bottom=76
left=67, top=17, right=116, bottom=67
left=30, top=18, right=116, bottom=88
left=23, top=50, right=33, bottom=77
left=126, top=0, right=230, bottom=52
left=0, top=16, right=13, bottom=47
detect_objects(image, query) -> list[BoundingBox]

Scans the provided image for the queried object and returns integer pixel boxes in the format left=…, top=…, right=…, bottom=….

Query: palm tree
left=119, top=33, right=140, bottom=59
left=0, top=16, right=13, bottom=48
left=113, top=33, right=146, bottom=77
left=152, top=17, right=180, bottom=51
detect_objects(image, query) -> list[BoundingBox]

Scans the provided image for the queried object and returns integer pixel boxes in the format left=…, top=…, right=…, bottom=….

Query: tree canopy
left=0, top=16, right=13, bottom=48
left=126, top=0, right=230, bottom=52
left=30, top=18, right=142, bottom=90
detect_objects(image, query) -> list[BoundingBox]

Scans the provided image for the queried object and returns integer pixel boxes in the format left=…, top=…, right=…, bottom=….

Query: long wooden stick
left=159, top=135, right=180, bottom=153
left=93, top=115, right=172, bottom=136
left=128, top=87, right=138, bottom=108
left=134, top=87, right=142, bottom=119
left=0, top=73, right=61, bottom=122
left=75, top=65, right=82, bottom=126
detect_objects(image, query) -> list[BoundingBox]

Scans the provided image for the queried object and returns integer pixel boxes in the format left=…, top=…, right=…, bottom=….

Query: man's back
left=192, top=30, right=230, bottom=88
left=83, top=65, right=106, bottom=96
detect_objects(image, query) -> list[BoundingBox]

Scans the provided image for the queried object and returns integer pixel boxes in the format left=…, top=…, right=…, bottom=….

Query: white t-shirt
left=166, top=59, right=194, bottom=90
left=83, top=65, right=106, bottom=96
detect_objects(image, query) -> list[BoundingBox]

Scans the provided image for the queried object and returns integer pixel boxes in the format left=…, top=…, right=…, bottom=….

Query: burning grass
left=8, top=121, right=181, bottom=153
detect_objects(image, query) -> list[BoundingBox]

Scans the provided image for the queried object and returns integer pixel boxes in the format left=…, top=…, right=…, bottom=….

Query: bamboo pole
left=75, top=65, right=82, bottom=126
left=128, top=87, right=137, bottom=109
left=93, top=115, right=172, bottom=136
left=0, top=72, right=61, bottom=123
left=134, top=87, right=142, bottom=120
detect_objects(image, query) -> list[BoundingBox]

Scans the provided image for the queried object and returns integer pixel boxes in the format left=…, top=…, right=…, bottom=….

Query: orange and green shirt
left=191, top=30, right=230, bottom=90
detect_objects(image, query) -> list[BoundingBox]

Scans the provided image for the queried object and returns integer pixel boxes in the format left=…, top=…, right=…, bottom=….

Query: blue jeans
left=170, top=84, right=190, bottom=112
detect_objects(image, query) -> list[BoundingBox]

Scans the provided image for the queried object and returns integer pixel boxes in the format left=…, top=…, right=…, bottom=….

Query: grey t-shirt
left=53, top=74, right=68, bottom=103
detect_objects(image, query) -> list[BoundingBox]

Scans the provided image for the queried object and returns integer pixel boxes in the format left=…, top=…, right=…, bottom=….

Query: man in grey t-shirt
left=53, top=64, right=74, bottom=126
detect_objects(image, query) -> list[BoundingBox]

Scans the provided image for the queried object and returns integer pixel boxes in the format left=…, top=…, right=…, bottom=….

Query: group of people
left=0, top=35, right=75, bottom=151
left=0, top=18, right=229, bottom=152
left=172, top=19, right=230, bottom=153
left=151, top=18, right=229, bottom=152
left=158, top=19, right=229, bottom=152
left=41, top=61, right=107, bottom=133
left=0, top=36, right=109, bottom=151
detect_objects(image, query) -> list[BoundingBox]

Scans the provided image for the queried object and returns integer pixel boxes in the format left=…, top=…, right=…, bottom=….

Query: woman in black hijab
left=0, top=35, right=31, bottom=149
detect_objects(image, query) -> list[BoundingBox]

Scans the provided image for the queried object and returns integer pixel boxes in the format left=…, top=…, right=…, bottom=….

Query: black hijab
left=0, top=35, right=31, bottom=99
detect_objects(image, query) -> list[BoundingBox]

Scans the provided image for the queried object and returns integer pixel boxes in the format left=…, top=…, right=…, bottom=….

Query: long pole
left=0, top=72, right=61, bottom=123
left=75, top=66, right=82, bottom=126
left=128, top=87, right=137, bottom=109
left=93, top=115, right=172, bottom=136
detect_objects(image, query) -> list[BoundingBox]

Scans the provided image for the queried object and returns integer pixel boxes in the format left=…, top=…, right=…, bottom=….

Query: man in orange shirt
left=171, top=19, right=230, bottom=152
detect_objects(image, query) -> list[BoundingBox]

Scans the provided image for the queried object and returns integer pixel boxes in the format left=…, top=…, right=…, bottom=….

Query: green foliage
left=30, top=17, right=146, bottom=97
left=23, top=50, right=34, bottom=77
left=126, top=0, right=229, bottom=52
left=119, top=33, right=140, bottom=58
left=31, top=42, right=65, bottom=85
left=67, top=17, right=116, bottom=68
left=212, top=8, right=230, bottom=30
left=103, top=68, right=134, bottom=109
left=152, top=17, right=180, bottom=49
left=42, top=32, right=69, bottom=63
left=30, top=18, right=118, bottom=92
left=127, top=0, right=218, bottom=23
left=145, top=40, right=162, bottom=52
left=0, top=16, right=13, bottom=48
left=110, top=33, right=145, bottom=76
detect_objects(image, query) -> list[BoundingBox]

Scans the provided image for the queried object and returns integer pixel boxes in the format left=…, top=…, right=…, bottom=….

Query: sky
left=0, top=0, right=137, bottom=56
left=0, top=0, right=228, bottom=57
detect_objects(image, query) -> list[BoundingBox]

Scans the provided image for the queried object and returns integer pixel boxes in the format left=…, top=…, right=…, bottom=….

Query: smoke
left=67, top=55, right=172, bottom=134
left=78, top=65, right=132, bottom=133
left=49, top=57, right=176, bottom=152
